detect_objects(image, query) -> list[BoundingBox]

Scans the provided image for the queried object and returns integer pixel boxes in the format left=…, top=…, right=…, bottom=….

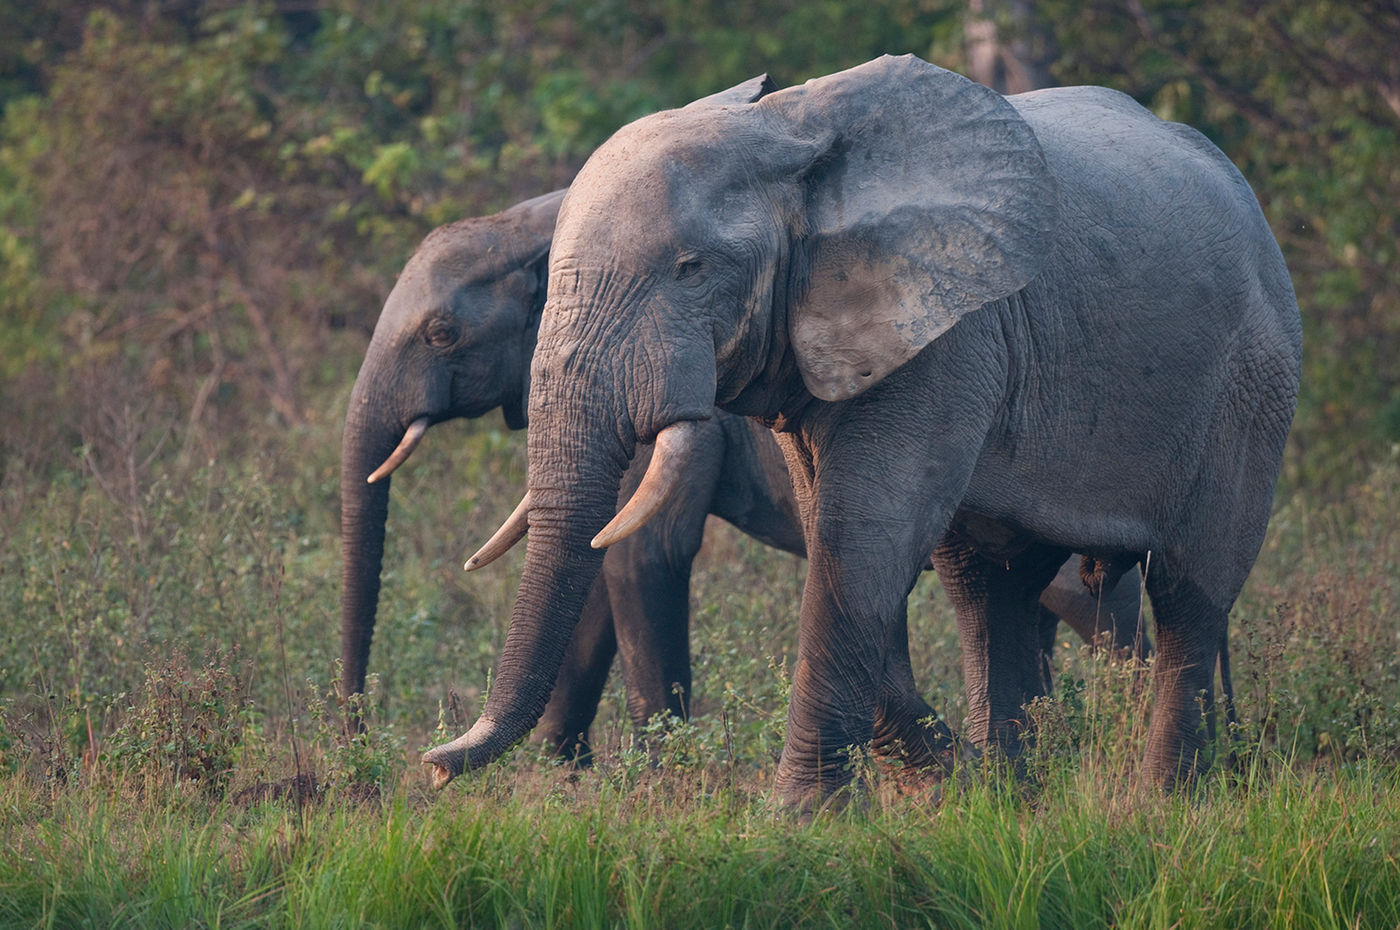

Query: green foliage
left=102, top=650, right=252, bottom=791
left=1231, top=450, right=1400, bottom=763
left=2, top=763, right=1400, bottom=928
left=306, top=672, right=409, bottom=795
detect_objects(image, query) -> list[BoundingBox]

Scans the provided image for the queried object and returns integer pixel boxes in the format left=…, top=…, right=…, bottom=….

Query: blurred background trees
left=2, top=0, right=1395, bottom=493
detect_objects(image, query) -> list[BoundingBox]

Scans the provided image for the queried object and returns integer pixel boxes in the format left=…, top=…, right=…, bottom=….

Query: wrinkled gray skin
left=422, top=55, right=1300, bottom=810
left=340, top=187, right=1146, bottom=763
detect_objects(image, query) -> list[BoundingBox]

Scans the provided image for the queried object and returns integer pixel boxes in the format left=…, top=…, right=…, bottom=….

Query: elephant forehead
left=563, top=113, right=748, bottom=234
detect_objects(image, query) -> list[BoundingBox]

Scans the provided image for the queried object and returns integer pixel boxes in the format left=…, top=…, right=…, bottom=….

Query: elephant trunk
left=338, top=384, right=400, bottom=711
left=423, top=388, right=631, bottom=786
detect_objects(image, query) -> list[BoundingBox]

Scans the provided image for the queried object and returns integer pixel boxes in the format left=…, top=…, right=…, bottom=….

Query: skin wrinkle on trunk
left=424, top=512, right=614, bottom=782
left=338, top=396, right=399, bottom=709
left=423, top=366, right=633, bottom=784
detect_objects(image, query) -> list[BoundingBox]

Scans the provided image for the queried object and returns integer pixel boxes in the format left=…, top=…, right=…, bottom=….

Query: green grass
left=2, top=761, right=1398, bottom=929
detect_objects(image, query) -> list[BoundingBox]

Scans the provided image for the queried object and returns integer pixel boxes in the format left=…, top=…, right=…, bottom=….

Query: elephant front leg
left=935, top=538, right=1069, bottom=759
left=872, top=603, right=957, bottom=772
left=608, top=552, right=695, bottom=731
left=774, top=522, right=942, bottom=813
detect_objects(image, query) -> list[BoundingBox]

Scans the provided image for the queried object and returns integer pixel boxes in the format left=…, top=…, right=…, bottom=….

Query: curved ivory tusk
left=591, top=420, right=702, bottom=549
left=367, top=416, right=431, bottom=483
left=465, top=491, right=532, bottom=571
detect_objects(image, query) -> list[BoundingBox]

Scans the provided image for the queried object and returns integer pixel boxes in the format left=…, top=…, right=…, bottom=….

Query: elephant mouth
left=466, top=419, right=705, bottom=572
left=502, top=393, right=527, bottom=431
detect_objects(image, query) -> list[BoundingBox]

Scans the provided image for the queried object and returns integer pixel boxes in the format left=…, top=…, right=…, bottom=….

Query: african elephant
left=427, top=56, right=1299, bottom=810
left=341, top=180, right=1144, bottom=762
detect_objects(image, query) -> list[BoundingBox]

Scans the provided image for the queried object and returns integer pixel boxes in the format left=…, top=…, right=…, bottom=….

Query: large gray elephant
left=341, top=183, right=1144, bottom=761
left=426, top=56, right=1299, bottom=809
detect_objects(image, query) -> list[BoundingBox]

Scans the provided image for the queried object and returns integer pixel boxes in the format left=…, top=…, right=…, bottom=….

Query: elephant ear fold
left=687, top=73, right=779, bottom=108
left=492, top=189, right=566, bottom=267
left=766, top=55, right=1059, bottom=401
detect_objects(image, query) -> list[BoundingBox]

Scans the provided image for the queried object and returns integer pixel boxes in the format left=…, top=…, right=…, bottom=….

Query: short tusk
left=367, top=417, right=430, bottom=483
left=465, top=491, right=532, bottom=571
left=592, top=420, right=702, bottom=549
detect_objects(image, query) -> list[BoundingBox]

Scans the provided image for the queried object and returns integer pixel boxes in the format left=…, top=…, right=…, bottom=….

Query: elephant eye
left=424, top=319, right=459, bottom=348
left=674, top=257, right=704, bottom=281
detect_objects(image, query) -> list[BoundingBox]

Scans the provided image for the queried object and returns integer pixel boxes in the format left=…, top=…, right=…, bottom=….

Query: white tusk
left=367, top=417, right=430, bottom=483
left=591, top=420, right=702, bottom=549
left=465, top=492, right=532, bottom=571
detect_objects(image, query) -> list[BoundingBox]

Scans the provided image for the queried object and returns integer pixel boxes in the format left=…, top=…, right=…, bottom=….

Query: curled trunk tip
left=422, top=742, right=465, bottom=789
left=422, top=714, right=504, bottom=788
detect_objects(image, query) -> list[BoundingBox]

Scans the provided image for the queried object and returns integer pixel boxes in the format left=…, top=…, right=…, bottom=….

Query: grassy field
left=3, top=411, right=1399, bottom=927
left=3, top=757, right=1399, bottom=927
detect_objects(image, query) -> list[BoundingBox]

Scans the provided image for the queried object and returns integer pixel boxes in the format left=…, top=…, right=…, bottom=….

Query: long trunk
left=338, top=400, right=397, bottom=707
left=423, top=413, right=627, bottom=785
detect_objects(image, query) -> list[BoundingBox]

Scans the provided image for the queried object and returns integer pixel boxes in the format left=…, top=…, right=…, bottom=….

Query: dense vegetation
left=1, top=1, right=1397, bottom=925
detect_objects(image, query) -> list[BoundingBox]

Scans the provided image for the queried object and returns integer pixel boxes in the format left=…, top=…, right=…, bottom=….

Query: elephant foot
left=871, top=721, right=960, bottom=773
left=872, top=695, right=960, bottom=774
left=1143, top=736, right=1212, bottom=792
left=773, top=777, right=868, bottom=823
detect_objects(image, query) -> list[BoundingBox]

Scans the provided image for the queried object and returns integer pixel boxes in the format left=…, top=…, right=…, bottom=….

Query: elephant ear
left=765, top=55, right=1059, bottom=401
left=481, top=188, right=566, bottom=273
left=687, top=73, right=779, bottom=108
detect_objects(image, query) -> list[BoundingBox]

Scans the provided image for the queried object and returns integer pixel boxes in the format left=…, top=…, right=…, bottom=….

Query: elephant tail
left=1218, top=630, right=1240, bottom=772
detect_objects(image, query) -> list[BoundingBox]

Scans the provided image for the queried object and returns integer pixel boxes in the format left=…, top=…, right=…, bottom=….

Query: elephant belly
left=947, top=501, right=1149, bottom=568
left=947, top=511, right=1040, bottom=561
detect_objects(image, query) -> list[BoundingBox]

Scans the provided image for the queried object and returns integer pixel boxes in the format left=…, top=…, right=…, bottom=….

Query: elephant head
left=339, top=190, right=564, bottom=704
left=423, top=55, right=1059, bottom=785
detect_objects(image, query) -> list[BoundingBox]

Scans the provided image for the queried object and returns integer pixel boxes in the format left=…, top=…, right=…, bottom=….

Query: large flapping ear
left=686, top=73, right=779, bottom=108
left=761, top=55, right=1058, bottom=401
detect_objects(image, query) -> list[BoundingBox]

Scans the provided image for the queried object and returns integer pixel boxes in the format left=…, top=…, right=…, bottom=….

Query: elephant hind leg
left=1141, top=565, right=1228, bottom=787
left=935, top=538, right=1070, bottom=756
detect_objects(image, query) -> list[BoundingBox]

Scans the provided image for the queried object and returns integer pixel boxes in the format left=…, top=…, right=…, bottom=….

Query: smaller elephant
left=340, top=184, right=1147, bottom=763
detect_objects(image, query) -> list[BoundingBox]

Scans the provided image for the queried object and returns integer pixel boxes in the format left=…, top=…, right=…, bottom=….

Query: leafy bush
left=102, top=650, right=252, bottom=791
